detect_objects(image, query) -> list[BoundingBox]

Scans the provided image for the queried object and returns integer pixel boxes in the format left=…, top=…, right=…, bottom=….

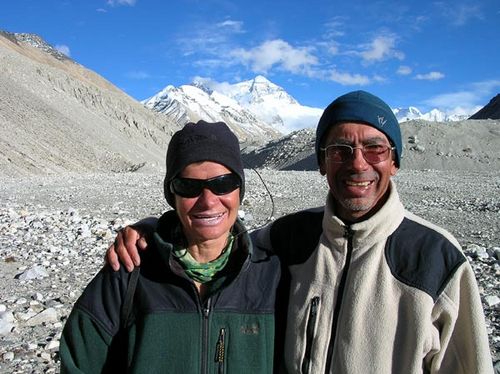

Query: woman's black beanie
left=164, top=120, right=245, bottom=208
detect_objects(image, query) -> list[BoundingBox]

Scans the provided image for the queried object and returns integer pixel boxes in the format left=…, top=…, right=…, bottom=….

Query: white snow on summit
left=394, top=106, right=472, bottom=122
left=144, top=76, right=476, bottom=141
left=193, top=75, right=322, bottom=133
left=142, top=82, right=281, bottom=144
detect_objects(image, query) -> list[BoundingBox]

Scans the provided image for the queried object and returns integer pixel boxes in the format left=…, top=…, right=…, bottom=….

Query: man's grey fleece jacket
left=257, top=180, right=493, bottom=373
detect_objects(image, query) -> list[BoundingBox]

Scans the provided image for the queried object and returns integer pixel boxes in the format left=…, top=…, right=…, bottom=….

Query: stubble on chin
left=339, top=197, right=374, bottom=213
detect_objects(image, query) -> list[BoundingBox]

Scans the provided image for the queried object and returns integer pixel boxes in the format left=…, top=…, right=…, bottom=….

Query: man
left=108, top=91, right=493, bottom=373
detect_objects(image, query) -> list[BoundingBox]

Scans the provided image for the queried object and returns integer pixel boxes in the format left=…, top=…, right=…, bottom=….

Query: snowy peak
left=233, top=75, right=298, bottom=106
left=393, top=106, right=423, bottom=122
left=227, top=77, right=319, bottom=133
left=144, top=76, right=323, bottom=138
left=143, top=82, right=281, bottom=145
left=394, top=106, right=470, bottom=123
left=144, top=76, right=476, bottom=144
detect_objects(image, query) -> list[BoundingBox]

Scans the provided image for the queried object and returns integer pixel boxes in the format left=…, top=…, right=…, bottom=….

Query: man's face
left=319, top=122, right=398, bottom=222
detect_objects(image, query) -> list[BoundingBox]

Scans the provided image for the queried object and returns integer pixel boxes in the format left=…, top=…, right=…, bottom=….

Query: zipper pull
left=203, top=298, right=212, bottom=319
left=344, top=226, right=354, bottom=240
left=310, top=296, right=319, bottom=315
left=215, top=328, right=226, bottom=363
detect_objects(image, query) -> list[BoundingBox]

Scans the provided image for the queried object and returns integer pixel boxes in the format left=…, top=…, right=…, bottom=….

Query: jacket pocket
left=301, top=296, right=320, bottom=374
left=214, top=327, right=226, bottom=374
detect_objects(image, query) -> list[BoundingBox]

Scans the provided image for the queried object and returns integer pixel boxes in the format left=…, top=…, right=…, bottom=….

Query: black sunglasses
left=170, top=173, right=241, bottom=198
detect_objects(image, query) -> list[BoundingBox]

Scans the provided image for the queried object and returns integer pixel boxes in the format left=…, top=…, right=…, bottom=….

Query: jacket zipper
left=324, top=226, right=354, bottom=373
left=301, top=296, right=320, bottom=374
left=215, top=327, right=226, bottom=374
left=201, top=298, right=212, bottom=374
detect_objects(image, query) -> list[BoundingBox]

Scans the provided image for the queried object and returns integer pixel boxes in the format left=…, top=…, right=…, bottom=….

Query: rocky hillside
left=242, top=119, right=500, bottom=172
left=0, top=31, right=182, bottom=177
left=242, top=128, right=317, bottom=170
left=470, top=94, right=500, bottom=120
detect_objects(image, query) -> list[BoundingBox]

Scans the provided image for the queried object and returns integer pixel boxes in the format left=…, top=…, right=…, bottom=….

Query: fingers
left=121, top=226, right=142, bottom=270
left=113, top=228, right=136, bottom=272
left=137, top=237, right=148, bottom=251
left=105, top=225, right=147, bottom=273
left=106, top=242, right=121, bottom=271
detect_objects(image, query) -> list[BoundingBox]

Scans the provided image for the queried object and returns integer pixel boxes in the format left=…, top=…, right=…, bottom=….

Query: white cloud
left=328, top=69, right=371, bottom=86
left=317, top=40, right=340, bottom=56
left=216, top=20, right=244, bottom=33
left=176, top=19, right=245, bottom=59
left=192, top=76, right=233, bottom=93
left=107, top=0, right=136, bottom=6
left=96, top=8, right=107, bottom=13
left=55, top=44, right=71, bottom=57
left=324, top=18, right=346, bottom=38
left=435, top=2, right=483, bottom=26
left=230, top=39, right=318, bottom=74
left=126, top=70, right=150, bottom=79
left=415, top=71, right=445, bottom=81
left=359, top=35, right=404, bottom=63
left=426, top=91, right=476, bottom=108
left=397, top=65, right=412, bottom=75
left=447, top=105, right=482, bottom=117
left=470, top=79, right=500, bottom=95
left=424, top=80, right=500, bottom=111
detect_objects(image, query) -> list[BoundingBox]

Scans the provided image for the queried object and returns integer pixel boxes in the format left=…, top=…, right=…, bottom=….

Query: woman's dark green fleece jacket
left=60, top=211, right=284, bottom=373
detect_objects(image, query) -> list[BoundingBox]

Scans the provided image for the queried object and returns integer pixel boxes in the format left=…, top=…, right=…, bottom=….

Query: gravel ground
left=0, top=169, right=499, bottom=373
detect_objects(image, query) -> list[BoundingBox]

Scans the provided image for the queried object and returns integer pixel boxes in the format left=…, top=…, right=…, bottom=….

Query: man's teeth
left=346, top=180, right=371, bottom=187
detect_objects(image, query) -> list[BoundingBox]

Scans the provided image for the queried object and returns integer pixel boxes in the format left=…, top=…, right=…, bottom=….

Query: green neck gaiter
left=173, top=234, right=234, bottom=283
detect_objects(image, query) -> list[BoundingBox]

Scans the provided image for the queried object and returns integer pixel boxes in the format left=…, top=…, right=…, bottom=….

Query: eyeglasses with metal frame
left=170, top=173, right=241, bottom=198
left=321, top=143, right=395, bottom=164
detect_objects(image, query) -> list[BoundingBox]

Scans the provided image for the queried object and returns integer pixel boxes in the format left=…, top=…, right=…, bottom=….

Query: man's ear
left=319, top=157, right=327, bottom=176
left=390, top=163, right=398, bottom=176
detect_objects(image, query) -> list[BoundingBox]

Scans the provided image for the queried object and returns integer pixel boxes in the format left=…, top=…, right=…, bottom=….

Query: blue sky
left=1, top=0, right=499, bottom=115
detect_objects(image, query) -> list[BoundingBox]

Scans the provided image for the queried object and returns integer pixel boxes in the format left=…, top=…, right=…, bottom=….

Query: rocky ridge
left=242, top=119, right=500, bottom=172
left=470, top=94, right=500, bottom=120
left=0, top=31, right=182, bottom=177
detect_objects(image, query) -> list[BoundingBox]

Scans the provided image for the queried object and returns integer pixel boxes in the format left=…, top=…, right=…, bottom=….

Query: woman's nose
left=195, top=188, right=218, bottom=207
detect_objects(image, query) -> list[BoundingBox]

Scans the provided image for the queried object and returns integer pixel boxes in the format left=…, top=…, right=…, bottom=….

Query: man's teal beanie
left=315, top=90, right=402, bottom=167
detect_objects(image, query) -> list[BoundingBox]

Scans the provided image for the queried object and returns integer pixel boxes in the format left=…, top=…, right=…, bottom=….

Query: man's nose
left=350, top=147, right=369, bottom=170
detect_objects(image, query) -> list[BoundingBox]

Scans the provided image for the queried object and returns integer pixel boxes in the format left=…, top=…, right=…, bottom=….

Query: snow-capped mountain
left=394, top=107, right=470, bottom=122
left=144, top=75, right=475, bottom=145
left=195, top=75, right=323, bottom=134
left=393, top=107, right=423, bottom=122
left=143, top=81, right=282, bottom=146
left=143, top=76, right=323, bottom=141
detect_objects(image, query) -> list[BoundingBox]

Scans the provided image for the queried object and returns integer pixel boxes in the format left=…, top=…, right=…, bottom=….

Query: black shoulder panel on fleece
left=74, top=266, right=131, bottom=337
left=385, top=217, right=466, bottom=302
left=270, top=208, right=324, bottom=266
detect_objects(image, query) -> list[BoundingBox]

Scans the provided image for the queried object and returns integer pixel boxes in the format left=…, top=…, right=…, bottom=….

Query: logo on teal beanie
left=315, top=90, right=402, bottom=167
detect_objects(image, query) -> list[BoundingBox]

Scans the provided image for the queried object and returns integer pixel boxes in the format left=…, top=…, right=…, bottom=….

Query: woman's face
left=174, top=161, right=240, bottom=246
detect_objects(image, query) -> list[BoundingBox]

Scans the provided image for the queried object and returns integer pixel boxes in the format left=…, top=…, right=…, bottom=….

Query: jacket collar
left=322, top=180, right=405, bottom=249
left=152, top=210, right=268, bottom=266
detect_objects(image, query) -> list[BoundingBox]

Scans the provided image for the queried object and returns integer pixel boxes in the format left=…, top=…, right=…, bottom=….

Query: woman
left=60, top=121, right=283, bottom=373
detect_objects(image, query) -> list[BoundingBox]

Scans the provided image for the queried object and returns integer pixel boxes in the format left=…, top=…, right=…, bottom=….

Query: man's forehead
left=325, top=122, right=390, bottom=141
